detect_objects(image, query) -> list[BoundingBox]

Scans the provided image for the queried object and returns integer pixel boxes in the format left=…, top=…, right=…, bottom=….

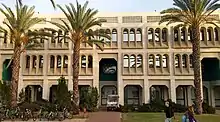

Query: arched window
left=112, top=29, right=117, bottom=42
left=129, top=29, right=135, bottom=41
left=155, top=54, right=161, bottom=68
left=123, top=29, right=129, bottom=42
left=130, top=55, right=136, bottom=68
left=123, top=55, right=129, bottom=68
left=32, top=56, right=37, bottom=68
left=182, top=54, right=187, bottom=68
left=175, top=55, right=180, bottom=68
left=162, top=28, right=168, bottom=42
left=200, top=27, right=205, bottom=41
left=136, top=29, right=142, bottom=42
left=149, top=54, right=154, bottom=68
left=105, top=29, right=111, bottom=42
left=174, top=28, right=178, bottom=41
left=162, top=55, right=168, bottom=68
left=137, top=55, right=142, bottom=68
left=188, top=28, right=192, bottom=41
left=64, top=31, right=69, bottom=43
left=81, top=55, right=86, bottom=68
left=39, top=55, right=43, bottom=68
left=3, top=32, right=7, bottom=43
left=207, top=27, right=212, bottom=41
left=88, top=55, right=93, bottom=68
left=214, top=28, right=219, bottom=41
left=155, top=28, right=160, bottom=42
left=39, top=29, right=45, bottom=43
left=26, top=55, right=30, bottom=68
left=181, top=27, right=186, bottom=41
left=63, top=55, right=68, bottom=68
left=57, top=30, right=63, bottom=43
left=51, top=31, right=56, bottom=43
left=57, top=55, right=62, bottom=68
left=50, top=56, right=55, bottom=68
left=148, top=28, right=154, bottom=42
left=189, top=54, right=193, bottom=68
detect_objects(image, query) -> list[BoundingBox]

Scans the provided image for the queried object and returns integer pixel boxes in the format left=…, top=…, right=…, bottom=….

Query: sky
left=0, top=0, right=174, bottom=14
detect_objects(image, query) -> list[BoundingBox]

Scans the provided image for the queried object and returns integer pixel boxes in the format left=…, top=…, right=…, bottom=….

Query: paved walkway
left=86, top=112, right=121, bottom=122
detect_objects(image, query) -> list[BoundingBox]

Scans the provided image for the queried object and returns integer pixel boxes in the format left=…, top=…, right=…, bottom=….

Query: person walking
left=187, top=106, right=197, bottom=122
left=164, top=101, right=175, bottom=122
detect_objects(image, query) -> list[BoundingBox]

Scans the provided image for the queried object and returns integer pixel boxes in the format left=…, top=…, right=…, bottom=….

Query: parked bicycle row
left=0, top=105, right=73, bottom=121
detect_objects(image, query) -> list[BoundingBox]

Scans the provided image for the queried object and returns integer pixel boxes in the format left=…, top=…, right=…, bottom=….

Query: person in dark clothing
left=164, top=101, right=175, bottom=122
left=187, top=106, right=197, bottom=122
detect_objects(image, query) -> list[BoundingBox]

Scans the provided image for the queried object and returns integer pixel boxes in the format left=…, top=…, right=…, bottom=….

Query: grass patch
left=123, top=113, right=220, bottom=122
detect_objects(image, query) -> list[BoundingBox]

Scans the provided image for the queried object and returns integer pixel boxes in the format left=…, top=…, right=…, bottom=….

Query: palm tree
left=159, top=0, right=220, bottom=114
left=18, top=0, right=56, bottom=9
left=0, top=0, right=52, bottom=108
left=48, top=1, right=110, bottom=113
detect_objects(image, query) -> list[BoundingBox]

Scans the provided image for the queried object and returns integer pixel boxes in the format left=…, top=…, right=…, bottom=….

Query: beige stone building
left=0, top=11, right=220, bottom=107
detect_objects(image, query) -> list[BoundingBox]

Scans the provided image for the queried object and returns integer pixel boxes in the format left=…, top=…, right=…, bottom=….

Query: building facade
left=0, top=12, right=220, bottom=107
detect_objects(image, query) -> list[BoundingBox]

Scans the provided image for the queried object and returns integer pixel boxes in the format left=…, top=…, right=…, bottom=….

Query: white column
left=117, top=53, right=124, bottom=105
left=18, top=54, right=24, bottom=97
left=43, top=54, right=48, bottom=76
left=170, top=79, right=176, bottom=103
left=92, top=53, right=99, bottom=89
left=207, top=84, right=212, bottom=106
left=36, top=55, right=40, bottom=74
left=54, top=55, right=57, bottom=74
left=143, top=79, right=150, bottom=103
left=42, top=79, right=49, bottom=100
left=29, top=55, right=33, bottom=74
left=68, top=55, right=72, bottom=91
left=61, top=55, right=64, bottom=74
left=210, top=86, right=215, bottom=107
left=31, top=86, right=35, bottom=102
left=187, top=86, right=192, bottom=106
left=118, top=80, right=124, bottom=105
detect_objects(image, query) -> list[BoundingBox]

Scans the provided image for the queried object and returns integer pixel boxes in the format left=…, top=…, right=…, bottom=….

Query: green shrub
left=202, top=102, right=216, bottom=114
left=135, top=99, right=186, bottom=113
left=149, top=99, right=165, bottom=112
left=0, top=81, right=11, bottom=107
left=79, top=86, right=99, bottom=112
left=18, top=102, right=41, bottom=112
left=138, top=104, right=151, bottom=112
left=173, top=103, right=187, bottom=112
left=18, top=89, right=25, bottom=103
left=117, top=104, right=128, bottom=113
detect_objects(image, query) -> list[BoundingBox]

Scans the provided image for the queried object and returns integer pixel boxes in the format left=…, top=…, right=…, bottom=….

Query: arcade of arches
left=1, top=56, right=220, bottom=107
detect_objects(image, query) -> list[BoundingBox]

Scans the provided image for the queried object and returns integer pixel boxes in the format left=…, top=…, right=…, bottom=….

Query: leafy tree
left=159, top=0, right=220, bottom=114
left=55, top=76, right=72, bottom=109
left=79, top=86, right=99, bottom=112
left=0, top=1, right=52, bottom=108
left=48, top=0, right=110, bottom=113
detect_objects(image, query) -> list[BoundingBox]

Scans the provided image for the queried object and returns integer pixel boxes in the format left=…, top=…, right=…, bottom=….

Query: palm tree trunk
left=191, top=25, right=203, bottom=114
left=72, top=40, right=80, bottom=114
left=10, top=45, right=21, bottom=108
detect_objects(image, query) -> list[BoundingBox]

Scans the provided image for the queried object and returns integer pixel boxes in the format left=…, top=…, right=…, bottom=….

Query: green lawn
left=122, top=113, right=220, bottom=122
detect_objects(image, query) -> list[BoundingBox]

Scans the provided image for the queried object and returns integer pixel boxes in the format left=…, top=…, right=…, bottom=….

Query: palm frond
left=85, top=39, right=106, bottom=51
left=160, top=7, right=182, bottom=14
left=46, top=20, right=69, bottom=32
left=5, top=55, right=14, bottom=69
left=24, top=38, right=42, bottom=50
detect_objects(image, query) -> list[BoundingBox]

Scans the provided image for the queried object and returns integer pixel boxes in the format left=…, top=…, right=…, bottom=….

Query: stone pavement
left=86, top=112, right=121, bottom=122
